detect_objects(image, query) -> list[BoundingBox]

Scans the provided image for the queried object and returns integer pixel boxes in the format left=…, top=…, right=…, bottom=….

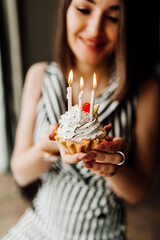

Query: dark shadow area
left=17, top=0, right=59, bottom=78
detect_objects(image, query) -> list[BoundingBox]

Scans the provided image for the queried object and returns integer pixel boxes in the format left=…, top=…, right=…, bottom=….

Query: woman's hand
left=46, top=124, right=88, bottom=164
left=83, top=137, right=128, bottom=178
left=11, top=123, right=61, bottom=186
left=58, top=123, right=128, bottom=174
left=38, top=123, right=60, bottom=159
left=58, top=136, right=128, bottom=175
left=59, top=145, right=87, bottom=164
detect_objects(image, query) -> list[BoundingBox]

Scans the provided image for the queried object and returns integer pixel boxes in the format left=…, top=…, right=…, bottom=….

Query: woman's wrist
left=43, top=152, right=60, bottom=163
left=36, top=141, right=60, bottom=163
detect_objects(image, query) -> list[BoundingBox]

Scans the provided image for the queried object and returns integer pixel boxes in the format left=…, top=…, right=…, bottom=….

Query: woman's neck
left=71, top=61, right=111, bottom=105
left=73, top=61, right=111, bottom=85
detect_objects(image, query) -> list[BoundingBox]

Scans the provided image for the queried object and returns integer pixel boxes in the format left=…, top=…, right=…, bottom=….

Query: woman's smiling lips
left=79, top=36, right=106, bottom=50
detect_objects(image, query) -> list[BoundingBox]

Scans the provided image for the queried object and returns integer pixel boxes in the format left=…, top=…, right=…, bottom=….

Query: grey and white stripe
left=2, top=62, right=137, bottom=240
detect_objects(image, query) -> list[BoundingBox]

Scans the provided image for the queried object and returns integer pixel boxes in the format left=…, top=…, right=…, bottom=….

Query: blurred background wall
left=0, top=0, right=22, bottom=172
left=17, top=0, right=58, bottom=78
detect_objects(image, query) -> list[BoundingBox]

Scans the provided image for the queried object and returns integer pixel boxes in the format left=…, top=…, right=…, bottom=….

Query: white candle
left=90, top=73, right=97, bottom=121
left=67, top=70, right=73, bottom=111
left=90, top=90, right=95, bottom=121
left=78, top=77, right=84, bottom=122
left=67, top=87, right=72, bottom=111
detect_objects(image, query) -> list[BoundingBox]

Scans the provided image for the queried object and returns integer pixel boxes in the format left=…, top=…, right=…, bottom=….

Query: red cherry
left=82, top=102, right=90, bottom=113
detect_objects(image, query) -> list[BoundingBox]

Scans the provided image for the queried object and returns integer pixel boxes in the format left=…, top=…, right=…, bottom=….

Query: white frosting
left=57, top=105, right=106, bottom=142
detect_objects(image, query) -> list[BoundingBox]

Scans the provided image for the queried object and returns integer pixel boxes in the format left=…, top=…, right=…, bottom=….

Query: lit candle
left=90, top=73, right=97, bottom=121
left=78, top=76, right=84, bottom=122
left=67, top=70, right=73, bottom=111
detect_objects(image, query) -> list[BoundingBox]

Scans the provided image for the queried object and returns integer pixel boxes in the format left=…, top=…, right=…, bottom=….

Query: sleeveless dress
left=2, top=62, right=137, bottom=240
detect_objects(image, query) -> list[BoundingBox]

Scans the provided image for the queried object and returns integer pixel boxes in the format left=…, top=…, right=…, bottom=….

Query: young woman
left=2, top=0, right=160, bottom=239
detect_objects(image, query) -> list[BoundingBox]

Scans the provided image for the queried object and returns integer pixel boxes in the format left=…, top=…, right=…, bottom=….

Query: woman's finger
left=86, top=151, right=124, bottom=165
left=83, top=162, right=117, bottom=176
left=49, top=123, right=59, bottom=140
left=49, top=123, right=59, bottom=132
left=95, top=137, right=127, bottom=153
left=59, top=145, right=87, bottom=164
left=62, top=152, right=87, bottom=164
left=104, top=123, right=112, bottom=134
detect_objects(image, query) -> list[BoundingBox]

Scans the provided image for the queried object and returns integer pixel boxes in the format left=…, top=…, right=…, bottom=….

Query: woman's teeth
left=84, top=40, right=105, bottom=47
left=85, top=40, right=97, bottom=46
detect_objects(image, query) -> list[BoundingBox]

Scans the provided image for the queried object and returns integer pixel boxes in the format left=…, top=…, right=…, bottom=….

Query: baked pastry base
left=55, top=136, right=110, bottom=154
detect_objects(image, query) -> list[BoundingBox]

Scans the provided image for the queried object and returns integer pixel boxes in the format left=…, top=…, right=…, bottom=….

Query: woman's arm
left=95, top=80, right=160, bottom=203
left=11, top=62, right=59, bottom=187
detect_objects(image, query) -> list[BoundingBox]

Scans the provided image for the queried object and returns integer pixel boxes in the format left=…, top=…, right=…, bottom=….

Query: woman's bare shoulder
left=137, top=79, right=160, bottom=122
left=135, top=78, right=160, bottom=148
left=23, top=62, right=48, bottom=100
left=133, top=79, right=160, bottom=178
left=17, top=62, right=49, bottom=130
left=139, top=78, right=160, bottom=98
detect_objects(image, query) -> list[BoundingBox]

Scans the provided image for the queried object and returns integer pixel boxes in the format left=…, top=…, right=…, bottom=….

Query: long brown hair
left=54, top=0, right=73, bottom=76
left=54, top=0, right=147, bottom=100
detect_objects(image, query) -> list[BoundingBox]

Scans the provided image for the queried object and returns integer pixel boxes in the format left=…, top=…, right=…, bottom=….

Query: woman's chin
left=77, top=56, right=105, bottom=68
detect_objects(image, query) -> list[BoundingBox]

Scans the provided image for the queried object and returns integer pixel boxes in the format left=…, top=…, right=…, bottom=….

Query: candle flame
left=93, top=73, right=97, bottom=89
left=80, top=76, right=84, bottom=89
left=68, top=70, right=73, bottom=85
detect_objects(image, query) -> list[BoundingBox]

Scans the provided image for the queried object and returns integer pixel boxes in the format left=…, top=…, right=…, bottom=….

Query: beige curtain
left=0, top=0, right=22, bottom=172
left=0, top=52, right=9, bottom=173
left=3, top=0, right=22, bottom=124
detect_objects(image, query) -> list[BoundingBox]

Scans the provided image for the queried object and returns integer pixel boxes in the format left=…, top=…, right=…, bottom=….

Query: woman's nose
left=87, top=14, right=104, bottom=37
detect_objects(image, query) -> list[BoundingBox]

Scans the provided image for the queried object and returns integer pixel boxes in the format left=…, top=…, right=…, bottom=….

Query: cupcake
left=53, top=103, right=111, bottom=154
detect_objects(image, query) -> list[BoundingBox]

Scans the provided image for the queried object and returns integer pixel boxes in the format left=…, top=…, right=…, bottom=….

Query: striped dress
left=2, top=62, right=137, bottom=240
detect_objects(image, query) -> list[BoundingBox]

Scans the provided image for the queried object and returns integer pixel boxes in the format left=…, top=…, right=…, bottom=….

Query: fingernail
left=78, top=153, right=87, bottom=160
left=84, top=162, right=93, bottom=169
left=87, top=152, right=97, bottom=158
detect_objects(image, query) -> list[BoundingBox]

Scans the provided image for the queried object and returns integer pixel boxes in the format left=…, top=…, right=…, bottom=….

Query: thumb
left=49, top=123, right=59, bottom=140
left=104, top=123, right=112, bottom=134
